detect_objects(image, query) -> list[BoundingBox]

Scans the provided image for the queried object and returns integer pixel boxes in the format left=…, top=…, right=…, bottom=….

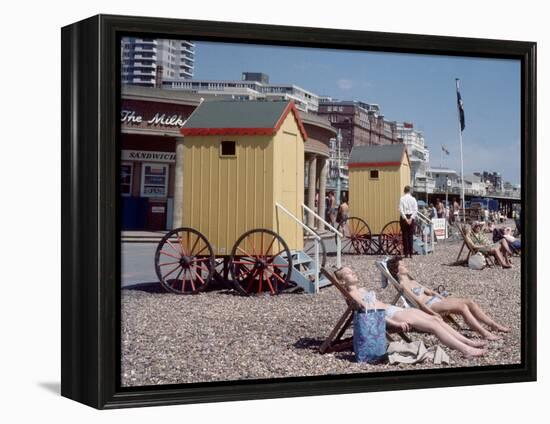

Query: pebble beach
left=121, top=232, right=521, bottom=387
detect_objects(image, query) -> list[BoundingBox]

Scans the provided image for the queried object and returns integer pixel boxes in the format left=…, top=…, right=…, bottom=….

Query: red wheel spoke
left=190, top=267, right=205, bottom=286
left=191, top=257, right=211, bottom=263
left=172, top=268, right=183, bottom=288
left=186, top=231, right=192, bottom=256
left=189, top=235, right=200, bottom=256
left=356, top=222, right=367, bottom=235
left=265, top=268, right=286, bottom=284
left=260, top=231, right=264, bottom=256
left=264, top=271, right=275, bottom=294
left=247, top=237, right=258, bottom=257
left=352, top=219, right=358, bottom=234
left=270, top=263, right=290, bottom=268
left=160, top=250, right=181, bottom=260
left=232, top=260, right=257, bottom=265
left=176, top=233, right=188, bottom=256
left=264, top=236, right=276, bottom=257
left=267, top=249, right=286, bottom=261
left=181, top=267, right=188, bottom=292
left=187, top=269, right=196, bottom=292
left=159, top=260, right=180, bottom=267
left=258, top=270, right=263, bottom=293
left=194, top=245, right=208, bottom=256
left=237, top=265, right=256, bottom=280
left=166, top=239, right=181, bottom=255
left=237, top=246, right=254, bottom=257
left=163, top=264, right=182, bottom=279
left=194, top=264, right=211, bottom=272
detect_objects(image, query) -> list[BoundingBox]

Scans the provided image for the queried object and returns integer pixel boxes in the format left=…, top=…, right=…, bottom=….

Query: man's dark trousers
left=400, top=215, right=415, bottom=257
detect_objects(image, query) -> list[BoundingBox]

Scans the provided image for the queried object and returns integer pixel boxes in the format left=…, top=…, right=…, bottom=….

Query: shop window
left=141, top=163, right=168, bottom=197
left=121, top=163, right=133, bottom=196
left=370, top=170, right=380, bottom=180
left=220, top=141, right=236, bottom=157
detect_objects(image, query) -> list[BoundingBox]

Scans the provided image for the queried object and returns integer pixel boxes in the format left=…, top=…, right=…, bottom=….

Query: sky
left=191, top=40, right=521, bottom=185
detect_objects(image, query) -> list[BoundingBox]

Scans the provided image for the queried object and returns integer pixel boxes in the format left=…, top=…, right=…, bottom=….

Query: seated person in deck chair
left=503, top=227, right=521, bottom=253
left=335, top=267, right=487, bottom=359
left=466, top=222, right=513, bottom=268
left=386, top=256, right=510, bottom=341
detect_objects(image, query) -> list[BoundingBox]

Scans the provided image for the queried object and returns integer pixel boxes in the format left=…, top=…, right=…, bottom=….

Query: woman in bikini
left=335, top=267, right=487, bottom=359
left=386, top=256, right=510, bottom=341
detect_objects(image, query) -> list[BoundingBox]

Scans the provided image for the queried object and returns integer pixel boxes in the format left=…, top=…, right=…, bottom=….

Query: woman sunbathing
left=386, top=256, right=510, bottom=340
left=466, top=222, right=513, bottom=268
left=335, top=267, right=487, bottom=359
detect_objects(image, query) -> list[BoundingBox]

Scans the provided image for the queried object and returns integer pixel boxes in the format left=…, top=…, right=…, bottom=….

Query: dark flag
left=442, top=145, right=450, bottom=155
left=456, top=79, right=465, bottom=131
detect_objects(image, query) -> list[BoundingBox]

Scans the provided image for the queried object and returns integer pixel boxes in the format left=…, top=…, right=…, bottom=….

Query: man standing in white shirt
left=399, top=185, right=418, bottom=258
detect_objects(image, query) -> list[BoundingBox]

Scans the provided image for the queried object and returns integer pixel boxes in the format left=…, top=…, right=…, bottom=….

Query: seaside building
left=120, top=85, right=334, bottom=231
left=162, top=72, right=320, bottom=113
left=479, top=171, right=503, bottom=193
left=463, top=174, right=487, bottom=196
left=395, top=122, right=430, bottom=189
left=427, top=167, right=459, bottom=194
left=316, top=99, right=399, bottom=158
left=121, top=37, right=195, bottom=87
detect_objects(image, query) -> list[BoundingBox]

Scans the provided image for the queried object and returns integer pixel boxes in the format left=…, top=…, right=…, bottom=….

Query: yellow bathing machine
left=154, top=100, right=331, bottom=295
left=339, top=144, right=412, bottom=255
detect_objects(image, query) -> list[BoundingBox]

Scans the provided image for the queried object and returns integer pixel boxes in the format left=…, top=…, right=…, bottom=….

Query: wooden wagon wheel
left=337, top=217, right=371, bottom=255
left=154, top=227, right=215, bottom=294
left=229, top=229, right=293, bottom=296
left=302, top=230, right=327, bottom=268
left=380, top=220, right=404, bottom=255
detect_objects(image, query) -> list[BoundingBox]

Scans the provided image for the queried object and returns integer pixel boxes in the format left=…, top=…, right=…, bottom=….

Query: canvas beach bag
left=468, top=252, right=486, bottom=270
left=353, top=291, right=387, bottom=363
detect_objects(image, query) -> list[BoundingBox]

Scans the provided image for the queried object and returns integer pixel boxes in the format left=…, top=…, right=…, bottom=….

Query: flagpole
left=455, top=78, right=466, bottom=222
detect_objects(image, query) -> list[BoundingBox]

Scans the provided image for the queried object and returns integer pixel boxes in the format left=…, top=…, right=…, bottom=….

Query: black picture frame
left=61, top=14, right=537, bottom=409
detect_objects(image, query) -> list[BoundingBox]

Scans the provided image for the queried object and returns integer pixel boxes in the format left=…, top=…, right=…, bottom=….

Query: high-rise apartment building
left=121, top=38, right=195, bottom=87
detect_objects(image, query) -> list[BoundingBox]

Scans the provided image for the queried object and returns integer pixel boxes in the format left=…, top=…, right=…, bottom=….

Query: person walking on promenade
left=337, top=196, right=349, bottom=225
left=399, top=185, right=418, bottom=258
left=453, top=199, right=460, bottom=223
left=436, top=198, right=444, bottom=218
left=327, top=191, right=337, bottom=225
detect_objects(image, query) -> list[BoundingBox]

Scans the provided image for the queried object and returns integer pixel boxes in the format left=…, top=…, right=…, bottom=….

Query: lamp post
left=446, top=177, right=450, bottom=211
left=335, top=129, right=342, bottom=205
left=445, top=177, right=450, bottom=238
left=425, top=178, right=429, bottom=203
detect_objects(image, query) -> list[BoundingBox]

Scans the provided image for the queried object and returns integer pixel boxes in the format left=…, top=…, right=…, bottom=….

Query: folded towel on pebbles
left=387, top=341, right=450, bottom=365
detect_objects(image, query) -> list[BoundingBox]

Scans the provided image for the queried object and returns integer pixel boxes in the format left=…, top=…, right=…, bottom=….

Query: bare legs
left=491, top=246, right=512, bottom=268
left=431, top=298, right=510, bottom=339
left=499, top=239, right=514, bottom=256
left=392, top=309, right=486, bottom=358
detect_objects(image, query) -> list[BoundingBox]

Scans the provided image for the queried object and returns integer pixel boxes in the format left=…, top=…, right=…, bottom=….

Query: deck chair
left=455, top=223, right=495, bottom=267
left=375, top=259, right=461, bottom=329
left=318, top=268, right=411, bottom=355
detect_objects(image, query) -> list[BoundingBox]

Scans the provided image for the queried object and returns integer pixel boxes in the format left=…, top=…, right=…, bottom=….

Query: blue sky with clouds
left=191, top=41, right=521, bottom=185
